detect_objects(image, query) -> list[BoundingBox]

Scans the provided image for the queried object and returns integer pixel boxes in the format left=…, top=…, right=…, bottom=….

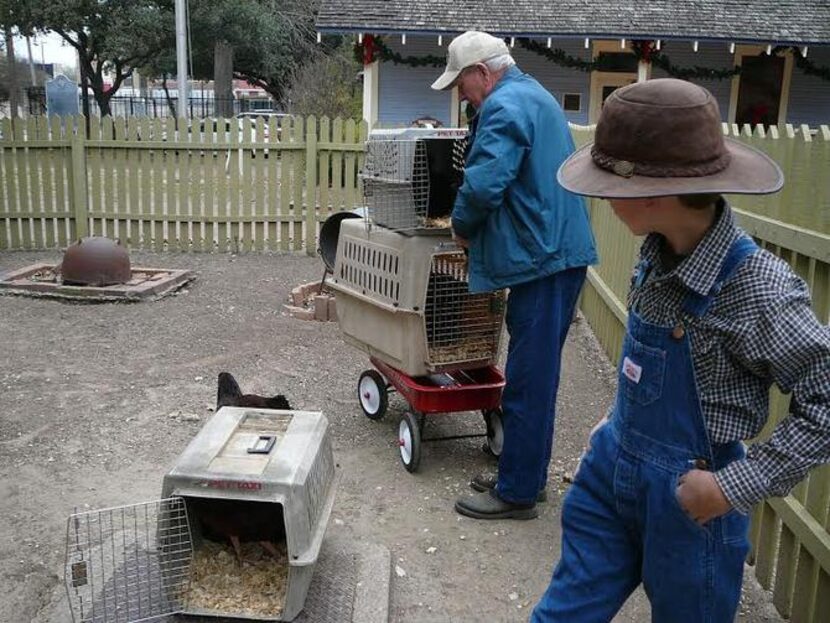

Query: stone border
left=284, top=281, right=338, bottom=322
left=0, top=263, right=194, bottom=302
left=352, top=539, right=392, bottom=623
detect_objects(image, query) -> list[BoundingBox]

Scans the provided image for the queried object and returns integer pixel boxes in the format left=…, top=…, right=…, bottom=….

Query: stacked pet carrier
left=362, top=127, right=468, bottom=233
left=326, top=127, right=508, bottom=472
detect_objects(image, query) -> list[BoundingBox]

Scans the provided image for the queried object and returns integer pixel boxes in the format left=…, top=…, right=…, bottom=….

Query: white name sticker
left=623, top=357, right=642, bottom=384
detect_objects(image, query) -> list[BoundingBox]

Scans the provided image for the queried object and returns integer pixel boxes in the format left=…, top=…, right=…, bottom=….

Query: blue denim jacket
left=452, top=66, right=598, bottom=292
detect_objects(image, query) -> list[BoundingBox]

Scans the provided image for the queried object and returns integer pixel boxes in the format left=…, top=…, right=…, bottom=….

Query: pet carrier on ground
left=361, top=127, right=468, bottom=233
left=64, top=407, right=336, bottom=622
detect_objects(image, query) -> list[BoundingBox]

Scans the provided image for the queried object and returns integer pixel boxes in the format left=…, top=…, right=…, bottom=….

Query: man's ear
left=480, top=63, right=497, bottom=87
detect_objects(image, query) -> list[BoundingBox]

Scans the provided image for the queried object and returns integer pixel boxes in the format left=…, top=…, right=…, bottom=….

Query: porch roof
left=316, top=1, right=830, bottom=45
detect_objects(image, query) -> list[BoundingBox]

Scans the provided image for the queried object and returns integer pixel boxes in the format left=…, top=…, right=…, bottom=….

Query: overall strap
left=626, top=258, right=652, bottom=317
left=682, top=236, right=759, bottom=318
left=633, top=258, right=652, bottom=289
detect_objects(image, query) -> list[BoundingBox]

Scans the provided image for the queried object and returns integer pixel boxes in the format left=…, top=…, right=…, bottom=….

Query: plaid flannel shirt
left=628, top=202, right=830, bottom=513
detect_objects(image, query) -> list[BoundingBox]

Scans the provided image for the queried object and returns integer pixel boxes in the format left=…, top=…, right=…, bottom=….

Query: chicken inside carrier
left=180, top=497, right=289, bottom=617
left=414, top=138, right=466, bottom=224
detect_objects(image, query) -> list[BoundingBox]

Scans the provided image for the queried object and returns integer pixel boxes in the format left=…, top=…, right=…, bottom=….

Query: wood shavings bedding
left=181, top=540, right=288, bottom=617
left=422, top=216, right=452, bottom=229
left=430, top=338, right=496, bottom=363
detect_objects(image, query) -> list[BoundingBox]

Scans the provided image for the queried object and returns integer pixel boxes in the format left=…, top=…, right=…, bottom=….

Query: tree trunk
left=214, top=40, right=234, bottom=118
left=4, top=28, right=19, bottom=118
left=79, top=55, right=91, bottom=120
left=87, top=73, right=112, bottom=117
left=94, top=91, right=112, bottom=117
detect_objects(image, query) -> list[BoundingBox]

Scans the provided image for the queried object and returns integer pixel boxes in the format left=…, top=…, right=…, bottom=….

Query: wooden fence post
left=0, top=118, right=13, bottom=250
left=305, top=115, right=318, bottom=255
left=71, top=116, right=89, bottom=239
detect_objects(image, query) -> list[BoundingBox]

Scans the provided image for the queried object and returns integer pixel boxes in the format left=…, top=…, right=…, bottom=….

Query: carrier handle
left=247, top=435, right=277, bottom=454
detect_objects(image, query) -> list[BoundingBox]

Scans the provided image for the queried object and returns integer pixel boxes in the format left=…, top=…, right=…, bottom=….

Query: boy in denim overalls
left=532, top=79, right=830, bottom=621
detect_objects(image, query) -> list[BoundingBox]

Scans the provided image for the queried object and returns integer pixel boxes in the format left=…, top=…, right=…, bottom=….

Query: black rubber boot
left=469, top=473, right=548, bottom=503
left=454, top=489, right=538, bottom=520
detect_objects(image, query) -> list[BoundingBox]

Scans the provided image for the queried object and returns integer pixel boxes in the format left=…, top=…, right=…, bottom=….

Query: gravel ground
left=0, top=250, right=782, bottom=622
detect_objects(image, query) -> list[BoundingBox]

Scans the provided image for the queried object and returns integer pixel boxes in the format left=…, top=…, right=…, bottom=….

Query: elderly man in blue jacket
left=433, top=31, right=598, bottom=519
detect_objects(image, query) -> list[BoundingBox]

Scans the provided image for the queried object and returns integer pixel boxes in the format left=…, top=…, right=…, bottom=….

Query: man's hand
left=452, top=232, right=469, bottom=249
left=676, top=469, right=732, bottom=525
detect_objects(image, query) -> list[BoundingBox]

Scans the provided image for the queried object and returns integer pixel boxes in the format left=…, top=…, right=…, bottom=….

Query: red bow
left=363, top=35, right=376, bottom=65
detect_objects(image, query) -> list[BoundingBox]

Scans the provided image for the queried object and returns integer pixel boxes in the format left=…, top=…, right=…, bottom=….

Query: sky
left=12, top=32, right=78, bottom=71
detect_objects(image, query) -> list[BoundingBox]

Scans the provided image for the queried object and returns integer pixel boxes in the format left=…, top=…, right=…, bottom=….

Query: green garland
left=518, top=38, right=617, bottom=72
left=355, top=36, right=830, bottom=83
left=646, top=54, right=742, bottom=82
left=773, top=45, right=830, bottom=82
left=795, top=54, right=830, bottom=82
left=354, top=35, right=446, bottom=68
left=521, top=38, right=741, bottom=81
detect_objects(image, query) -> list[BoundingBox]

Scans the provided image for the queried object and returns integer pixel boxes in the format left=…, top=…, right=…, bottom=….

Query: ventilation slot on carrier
left=337, top=238, right=402, bottom=306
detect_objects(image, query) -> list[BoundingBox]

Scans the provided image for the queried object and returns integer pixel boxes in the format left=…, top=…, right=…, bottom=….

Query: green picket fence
left=572, top=123, right=830, bottom=623
left=0, top=114, right=368, bottom=254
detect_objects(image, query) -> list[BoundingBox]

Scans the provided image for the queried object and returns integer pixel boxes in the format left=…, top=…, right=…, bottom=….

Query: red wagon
left=357, top=356, right=505, bottom=472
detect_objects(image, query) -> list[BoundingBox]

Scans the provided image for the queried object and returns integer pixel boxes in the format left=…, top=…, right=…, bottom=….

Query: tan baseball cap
left=431, top=31, right=510, bottom=91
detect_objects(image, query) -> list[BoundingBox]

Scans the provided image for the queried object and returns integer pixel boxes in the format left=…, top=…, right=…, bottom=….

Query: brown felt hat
left=557, top=79, right=784, bottom=199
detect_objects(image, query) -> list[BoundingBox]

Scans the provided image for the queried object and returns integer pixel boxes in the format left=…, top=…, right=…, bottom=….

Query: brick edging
left=284, top=281, right=337, bottom=322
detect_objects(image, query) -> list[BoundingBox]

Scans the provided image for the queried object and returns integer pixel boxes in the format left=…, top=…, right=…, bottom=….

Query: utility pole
left=26, top=36, right=37, bottom=85
left=174, top=0, right=189, bottom=118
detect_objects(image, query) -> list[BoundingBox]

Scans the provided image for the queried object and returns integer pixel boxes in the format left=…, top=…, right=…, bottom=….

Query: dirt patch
left=0, top=250, right=781, bottom=622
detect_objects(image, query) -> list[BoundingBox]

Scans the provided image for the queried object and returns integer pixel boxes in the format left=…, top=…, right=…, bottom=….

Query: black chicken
left=186, top=497, right=286, bottom=565
left=216, top=372, right=291, bottom=411
left=426, top=138, right=466, bottom=219
left=412, top=138, right=467, bottom=220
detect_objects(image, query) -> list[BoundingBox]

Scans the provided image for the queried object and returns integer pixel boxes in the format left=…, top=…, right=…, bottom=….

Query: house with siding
left=316, top=1, right=830, bottom=129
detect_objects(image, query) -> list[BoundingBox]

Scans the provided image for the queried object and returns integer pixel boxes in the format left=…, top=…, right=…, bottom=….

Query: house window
left=562, top=93, right=581, bottom=112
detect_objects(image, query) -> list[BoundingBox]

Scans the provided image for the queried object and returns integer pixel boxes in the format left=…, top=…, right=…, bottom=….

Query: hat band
left=591, top=146, right=732, bottom=179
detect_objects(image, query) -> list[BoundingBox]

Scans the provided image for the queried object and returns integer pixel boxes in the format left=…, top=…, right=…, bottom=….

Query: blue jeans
left=496, top=267, right=587, bottom=505
left=530, top=423, right=749, bottom=622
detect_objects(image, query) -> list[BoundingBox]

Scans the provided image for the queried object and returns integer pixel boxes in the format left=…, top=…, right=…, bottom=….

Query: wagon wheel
left=398, top=411, right=422, bottom=473
left=358, top=370, right=388, bottom=420
left=482, top=408, right=504, bottom=458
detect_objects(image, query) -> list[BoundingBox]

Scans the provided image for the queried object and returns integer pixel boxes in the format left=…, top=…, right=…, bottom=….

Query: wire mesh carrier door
left=424, top=252, right=505, bottom=370
left=65, top=497, right=193, bottom=623
left=361, top=128, right=468, bottom=233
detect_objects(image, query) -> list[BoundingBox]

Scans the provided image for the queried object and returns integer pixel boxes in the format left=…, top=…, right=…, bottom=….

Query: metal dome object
left=61, top=237, right=131, bottom=286
left=318, top=211, right=363, bottom=272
